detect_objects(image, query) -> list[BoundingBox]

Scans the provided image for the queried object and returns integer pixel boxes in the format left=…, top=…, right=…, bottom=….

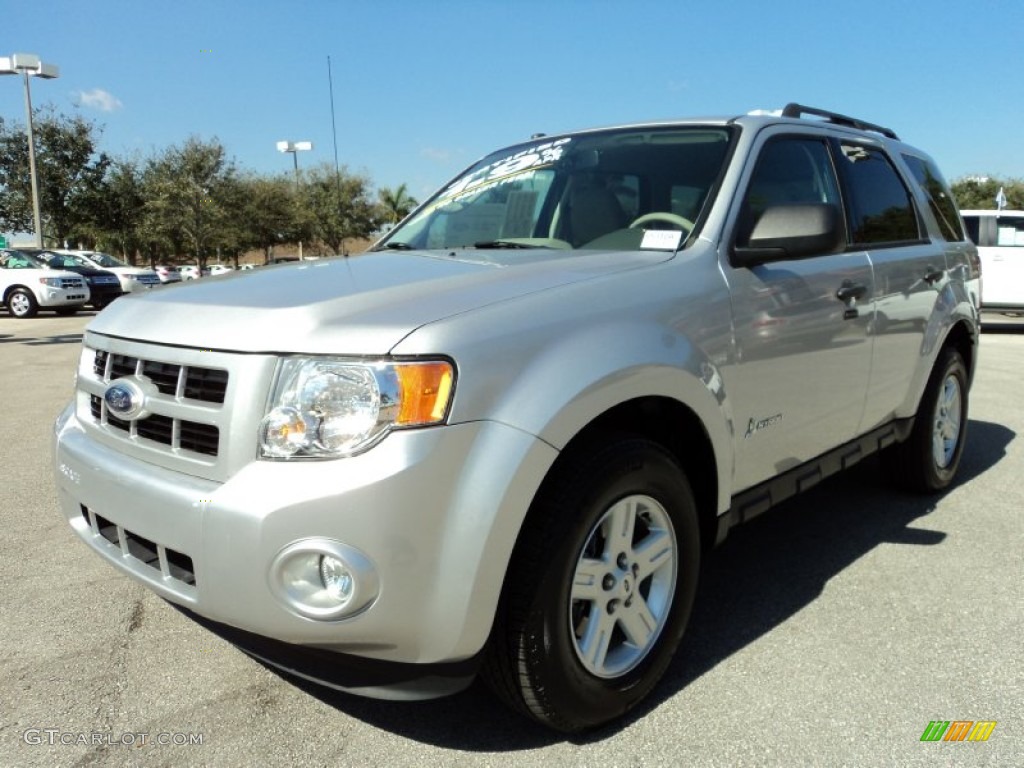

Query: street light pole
left=0, top=53, right=59, bottom=249
left=22, top=69, right=44, bottom=248
left=276, top=140, right=312, bottom=260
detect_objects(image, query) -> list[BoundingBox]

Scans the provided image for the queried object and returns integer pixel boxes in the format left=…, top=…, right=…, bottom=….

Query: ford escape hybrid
left=53, top=104, right=980, bottom=732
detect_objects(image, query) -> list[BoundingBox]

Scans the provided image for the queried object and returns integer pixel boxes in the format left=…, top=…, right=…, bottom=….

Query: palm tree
left=378, top=183, right=418, bottom=226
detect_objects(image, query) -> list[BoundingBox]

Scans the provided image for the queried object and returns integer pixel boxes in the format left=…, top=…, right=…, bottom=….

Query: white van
left=961, top=209, right=1024, bottom=314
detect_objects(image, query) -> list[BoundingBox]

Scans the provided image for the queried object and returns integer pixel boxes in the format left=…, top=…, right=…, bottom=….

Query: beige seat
left=566, top=184, right=628, bottom=246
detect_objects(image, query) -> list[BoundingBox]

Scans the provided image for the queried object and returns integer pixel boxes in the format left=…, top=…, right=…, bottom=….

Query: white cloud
left=76, top=88, right=123, bottom=112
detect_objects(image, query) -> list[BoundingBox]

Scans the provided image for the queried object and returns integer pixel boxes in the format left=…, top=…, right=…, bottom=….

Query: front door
left=722, top=133, right=873, bottom=492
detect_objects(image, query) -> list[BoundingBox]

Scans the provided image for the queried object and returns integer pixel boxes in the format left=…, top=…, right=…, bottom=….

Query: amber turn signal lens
left=394, top=362, right=454, bottom=425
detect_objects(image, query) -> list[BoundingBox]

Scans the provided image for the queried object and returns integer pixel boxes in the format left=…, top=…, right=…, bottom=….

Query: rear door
left=722, top=132, right=874, bottom=492
left=834, top=142, right=954, bottom=429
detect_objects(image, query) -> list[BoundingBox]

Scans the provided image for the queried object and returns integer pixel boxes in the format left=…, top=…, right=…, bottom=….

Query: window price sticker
left=640, top=229, right=683, bottom=250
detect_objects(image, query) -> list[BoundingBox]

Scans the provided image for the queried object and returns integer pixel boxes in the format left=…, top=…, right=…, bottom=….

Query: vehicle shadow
left=259, top=418, right=1014, bottom=748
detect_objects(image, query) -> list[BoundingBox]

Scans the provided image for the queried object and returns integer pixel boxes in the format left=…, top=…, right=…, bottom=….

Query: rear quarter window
left=901, top=154, right=964, bottom=242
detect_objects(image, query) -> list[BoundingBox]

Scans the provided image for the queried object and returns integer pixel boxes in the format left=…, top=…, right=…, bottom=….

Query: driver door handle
left=835, top=281, right=868, bottom=302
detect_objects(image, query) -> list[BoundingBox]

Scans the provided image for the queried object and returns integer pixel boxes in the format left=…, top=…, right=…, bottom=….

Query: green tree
left=951, top=177, right=1024, bottom=210
left=302, top=163, right=383, bottom=255
left=378, top=182, right=418, bottom=226
left=235, top=173, right=305, bottom=264
left=0, top=106, right=109, bottom=246
left=79, top=157, right=147, bottom=261
left=142, top=137, right=238, bottom=269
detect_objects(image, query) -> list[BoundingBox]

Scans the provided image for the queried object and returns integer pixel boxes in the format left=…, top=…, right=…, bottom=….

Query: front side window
left=735, top=136, right=842, bottom=248
left=376, top=127, right=733, bottom=253
left=838, top=143, right=919, bottom=245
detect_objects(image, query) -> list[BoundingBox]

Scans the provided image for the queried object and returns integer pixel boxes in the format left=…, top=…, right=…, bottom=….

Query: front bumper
left=53, top=404, right=555, bottom=693
left=87, top=284, right=124, bottom=306
left=37, top=286, right=90, bottom=307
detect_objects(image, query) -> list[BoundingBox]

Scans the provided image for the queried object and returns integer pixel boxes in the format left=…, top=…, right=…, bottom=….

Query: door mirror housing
left=732, top=203, right=844, bottom=268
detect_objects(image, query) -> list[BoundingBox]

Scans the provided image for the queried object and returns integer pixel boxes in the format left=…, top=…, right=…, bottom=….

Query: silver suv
left=53, top=104, right=980, bottom=732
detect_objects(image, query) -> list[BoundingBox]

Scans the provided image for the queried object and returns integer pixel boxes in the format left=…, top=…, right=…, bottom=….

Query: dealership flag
left=996, top=186, right=1008, bottom=210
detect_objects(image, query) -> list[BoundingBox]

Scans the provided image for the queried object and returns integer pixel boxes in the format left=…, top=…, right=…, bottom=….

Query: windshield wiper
left=472, top=240, right=546, bottom=249
left=374, top=241, right=414, bottom=251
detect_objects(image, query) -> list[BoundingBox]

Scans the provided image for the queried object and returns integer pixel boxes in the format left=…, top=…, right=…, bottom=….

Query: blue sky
left=2, top=0, right=1022, bottom=202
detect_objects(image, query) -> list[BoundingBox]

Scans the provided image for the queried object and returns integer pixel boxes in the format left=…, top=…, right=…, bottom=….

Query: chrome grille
left=94, top=350, right=228, bottom=403
left=78, top=335, right=278, bottom=483
left=90, top=395, right=220, bottom=457
left=88, top=349, right=227, bottom=458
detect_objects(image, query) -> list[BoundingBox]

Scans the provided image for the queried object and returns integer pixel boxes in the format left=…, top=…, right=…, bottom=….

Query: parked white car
left=0, top=248, right=90, bottom=317
left=179, top=265, right=200, bottom=280
left=960, top=209, right=1024, bottom=314
left=56, top=250, right=162, bottom=294
left=205, top=264, right=234, bottom=277
left=152, top=265, right=182, bottom=284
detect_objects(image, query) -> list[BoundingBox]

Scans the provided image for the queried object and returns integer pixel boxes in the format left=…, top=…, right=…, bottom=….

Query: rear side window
left=901, top=154, right=964, bottom=242
left=837, top=143, right=919, bottom=245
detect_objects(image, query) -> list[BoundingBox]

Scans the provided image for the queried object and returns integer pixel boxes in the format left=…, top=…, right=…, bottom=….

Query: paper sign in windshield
left=640, top=230, right=683, bottom=250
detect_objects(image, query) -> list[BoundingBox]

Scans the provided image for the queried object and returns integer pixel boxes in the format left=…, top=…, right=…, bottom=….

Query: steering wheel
left=628, top=212, right=694, bottom=232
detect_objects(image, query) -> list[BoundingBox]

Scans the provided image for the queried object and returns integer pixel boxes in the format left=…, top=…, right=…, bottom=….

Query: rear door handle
left=836, top=281, right=868, bottom=302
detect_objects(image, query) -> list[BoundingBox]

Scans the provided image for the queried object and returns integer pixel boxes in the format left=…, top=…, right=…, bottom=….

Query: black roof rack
left=780, top=103, right=899, bottom=140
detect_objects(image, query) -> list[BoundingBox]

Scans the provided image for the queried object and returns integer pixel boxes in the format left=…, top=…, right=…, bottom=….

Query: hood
left=87, top=250, right=668, bottom=354
left=54, top=265, right=118, bottom=279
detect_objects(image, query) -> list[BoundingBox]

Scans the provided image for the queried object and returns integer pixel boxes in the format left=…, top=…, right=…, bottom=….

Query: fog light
left=319, top=555, right=354, bottom=602
left=268, top=539, right=379, bottom=620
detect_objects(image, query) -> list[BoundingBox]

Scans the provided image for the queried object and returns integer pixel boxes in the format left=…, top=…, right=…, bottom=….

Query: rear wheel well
left=551, top=397, right=719, bottom=554
left=943, top=320, right=976, bottom=380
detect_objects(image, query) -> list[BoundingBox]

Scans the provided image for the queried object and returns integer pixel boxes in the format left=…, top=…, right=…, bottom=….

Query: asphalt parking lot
left=1, top=311, right=1020, bottom=767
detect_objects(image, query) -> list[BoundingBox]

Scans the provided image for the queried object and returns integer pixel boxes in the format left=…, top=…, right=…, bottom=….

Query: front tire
left=483, top=438, right=700, bottom=732
left=886, top=346, right=969, bottom=492
left=7, top=288, right=38, bottom=318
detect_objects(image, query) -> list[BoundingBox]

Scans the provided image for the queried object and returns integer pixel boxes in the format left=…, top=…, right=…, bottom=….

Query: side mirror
left=731, top=203, right=844, bottom=268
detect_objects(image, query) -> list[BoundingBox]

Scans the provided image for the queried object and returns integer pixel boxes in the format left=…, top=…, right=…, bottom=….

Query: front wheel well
left=551, top=396, right=720, bottom=555
left=3, top=285, right=32, bottom=302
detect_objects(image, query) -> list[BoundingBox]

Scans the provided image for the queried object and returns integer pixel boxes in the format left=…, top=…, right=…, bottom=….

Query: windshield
left=44, top=252, right=91, bottom=270
left=0, top=250, right=49, bottom=269
left=377, top=126, right=733, bottom=253
left=88, top=252, right=127, bottom=268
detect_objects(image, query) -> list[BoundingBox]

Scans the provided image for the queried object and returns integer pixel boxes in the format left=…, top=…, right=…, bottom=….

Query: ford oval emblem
left=104, top=380, right=145, bottom=420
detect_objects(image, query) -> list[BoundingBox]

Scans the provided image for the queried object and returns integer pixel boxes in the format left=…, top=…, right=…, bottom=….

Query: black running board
left=716, top=418, right=914, bottom=544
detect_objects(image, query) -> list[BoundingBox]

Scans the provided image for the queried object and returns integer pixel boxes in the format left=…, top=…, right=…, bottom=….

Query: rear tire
left=7, top=288, right=38, bottom=318
left=885, top=346, right=969, bottom=492
left=482, top=438, right=700, bottom=732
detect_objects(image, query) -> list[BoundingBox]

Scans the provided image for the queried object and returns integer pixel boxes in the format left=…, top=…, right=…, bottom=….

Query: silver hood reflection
left=86, top=250, right=669, bottom=355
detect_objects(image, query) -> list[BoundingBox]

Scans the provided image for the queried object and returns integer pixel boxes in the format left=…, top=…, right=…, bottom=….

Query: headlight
left=39, top=277, right=63, bottom=287
left=258, top=357, right=455, bottom=459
